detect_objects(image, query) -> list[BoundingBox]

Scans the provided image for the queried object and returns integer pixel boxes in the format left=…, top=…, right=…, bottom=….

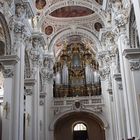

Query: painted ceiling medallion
left=45, top=26, right=53, bottom=35
left=94, top=22, right=103, bottom=32
left=50, top=6, right=94, bottom=18
left=36, top=0, right=46, bottom=10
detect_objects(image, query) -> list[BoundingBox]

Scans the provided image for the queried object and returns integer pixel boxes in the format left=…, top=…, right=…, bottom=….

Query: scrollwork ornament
left=29, top=47, right=41, bottom=67
left=41, top=68, right=54, bottom=83
left=118, top=82, right=123, bottom=90
left=99, top=66, right=110, bottom=80
left=40, top=99, right=45, bottom=106
left=112, top=1, right=130, bottom=29
left=24, top=88, right=32, bottom=96
left=15, top=3, right=26, bottom=21
left=130, top=60, right=140, bottom=71
left=43, top=55, right=54, bottom=71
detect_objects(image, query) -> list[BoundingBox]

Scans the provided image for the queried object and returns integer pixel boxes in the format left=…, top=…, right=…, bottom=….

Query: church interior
left=0, top=0, right=140, bottom=140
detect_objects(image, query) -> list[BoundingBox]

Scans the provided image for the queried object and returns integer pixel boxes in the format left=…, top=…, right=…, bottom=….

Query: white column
left=24, top=78, right=36, bottom=140
left=123, top=48, right=140, bottom=138
left=113, top=74, right=127, bottom=140
left=42, top=55, right=54, bottom=140
left=45, top=82, right=54, bottom=140
left=118, top=33, right=139, bottom=138
left=2, top=73, right=13, bottom=140
left=29, top=33, right=45, bottom=140
left=32, top=66, right=40, bottom=140
left=101, top=80, right=114, bottom=140
left=0, top=57, right=18, bottom=140
left=98, top=53, right=114, bottom=140
left=25, top=95, right=33, bottom=140
left=12, top=42, right=25, bottom=140
left=110, top=55, right=127, bottom=140
left=39, top=94, right=46, bottom=140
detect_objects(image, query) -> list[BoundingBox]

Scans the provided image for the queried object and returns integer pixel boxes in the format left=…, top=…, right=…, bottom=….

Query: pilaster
left=29, top=32, right=45, bottom=140
left=24, top=78, right=36, bottom=140
left=0, top=55, right=19, bottom=140
left=42, top=54, right=54, bottom=140
left=123, top=48, right=140, bottom=139
left=111, top=1, right=139, bottom=138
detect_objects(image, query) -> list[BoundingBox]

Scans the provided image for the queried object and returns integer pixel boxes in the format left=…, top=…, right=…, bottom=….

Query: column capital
left=129, top=60, right=140, bottom=71
left=0, top=55, right=19, bottom=78
left=24, top=78, right=36, bottom=95
left=31, top=32, right=46, bottom=48
left=1, top=65, right=14, bottom=78
left=123, top=48, right=140, bottom=71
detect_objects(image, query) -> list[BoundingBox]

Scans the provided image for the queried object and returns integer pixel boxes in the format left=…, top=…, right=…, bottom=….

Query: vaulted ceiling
left=35, top=0, right=108, bottom=58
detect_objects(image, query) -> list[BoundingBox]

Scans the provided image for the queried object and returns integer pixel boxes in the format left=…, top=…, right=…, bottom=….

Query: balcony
left=52, top=95, right=104, bottom=115
left=54, top=84, right=101, bottom=97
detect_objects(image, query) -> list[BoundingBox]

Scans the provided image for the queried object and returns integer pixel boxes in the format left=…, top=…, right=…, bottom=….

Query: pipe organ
left=54, top=43, right=101, bottom=97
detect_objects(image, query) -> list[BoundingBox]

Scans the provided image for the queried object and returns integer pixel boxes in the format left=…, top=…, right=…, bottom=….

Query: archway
left=54, top=112, right=106, bottom=140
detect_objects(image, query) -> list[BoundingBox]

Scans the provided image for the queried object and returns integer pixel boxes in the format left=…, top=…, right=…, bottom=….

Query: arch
left=41, top=0, right=106, bottom=26
left=50, top=110, right=109, bottom=131
left=0, top=12, right=12, bottom=55
left=73, top=122, right=87, bottom=131
left=48, top=27, right=102, bottom=53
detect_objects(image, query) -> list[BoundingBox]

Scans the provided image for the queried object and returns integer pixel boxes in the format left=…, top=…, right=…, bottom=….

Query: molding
left=48, top=27, right=101, bottom=52
left=113, top=73, right=123, bottom=90
left=123, top=48, right=140, bottom=60
left=0, top=55, right=19, bottom=78
left=123, top=49, right=140, bottom=71
left=24, top=78, right=36, bottom=95
left=0, top=55, right=19, bottom=66
left=24, top=78, right=36, bottom=86
left=41, top=0, right=105, bottom=25
left=22, top=0, right=36, bottom=17
left=31, top=32, right=46, bottom=46
left=49, top=109, right=109, bottom=131
left=40, top=92, right=47, bottom=98
left=113, top=73, right=122, bottom=82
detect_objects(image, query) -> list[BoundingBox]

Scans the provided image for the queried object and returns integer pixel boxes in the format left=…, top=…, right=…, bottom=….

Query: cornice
left=0, top=55, right=19, bottom=66
left=123, top=48, right=140, bottom=60
left=24, top=78, right=36, bottom=87
left=44, top=13, right=103, bottom=24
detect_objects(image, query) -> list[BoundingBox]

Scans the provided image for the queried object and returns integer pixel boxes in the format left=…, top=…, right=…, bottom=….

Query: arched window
left=73, top=123, right=87, bottom=131
left=73, top=123, right=89, bottom=140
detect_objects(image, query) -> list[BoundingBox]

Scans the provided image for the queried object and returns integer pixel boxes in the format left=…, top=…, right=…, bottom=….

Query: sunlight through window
left=74, top=123, right=87, bottom=131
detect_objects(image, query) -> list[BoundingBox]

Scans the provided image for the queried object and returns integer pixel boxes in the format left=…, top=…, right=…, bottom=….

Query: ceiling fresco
left=50, top=6, right=94, bottom=18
